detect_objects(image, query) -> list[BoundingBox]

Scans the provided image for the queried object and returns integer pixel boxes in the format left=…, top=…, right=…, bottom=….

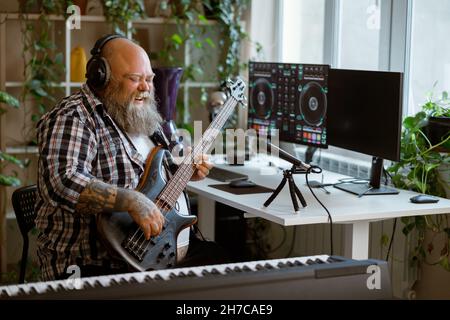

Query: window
left=408, top=0, right=450, bottom=115
left=280, top=0, right=326, bottom=64
left=338, top=0, right=383, bottom=70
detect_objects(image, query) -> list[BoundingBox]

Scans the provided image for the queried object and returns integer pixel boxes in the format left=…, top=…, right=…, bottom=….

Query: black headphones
left=85, top=34, right=126, bottom=90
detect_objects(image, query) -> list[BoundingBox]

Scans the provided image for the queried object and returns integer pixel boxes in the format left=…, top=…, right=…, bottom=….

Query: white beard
left=103, top=82, right=163, bottom=136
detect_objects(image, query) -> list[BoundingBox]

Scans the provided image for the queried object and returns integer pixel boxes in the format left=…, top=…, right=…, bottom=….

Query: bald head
left=101, top=38, right=153, bottom=81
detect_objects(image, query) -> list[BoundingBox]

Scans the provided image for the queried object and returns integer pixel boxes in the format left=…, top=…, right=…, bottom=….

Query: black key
left=143, top=275, right=153, bottom=282
left=129, top=277, right=138, bottom=284
left=315, top=258, right=326, bottom=264
left=306, top=259, right=317, bottom=265
left=224, top=267, right=234, bottom=274
left=255, top=264, right=265, bottom=271
left=294, top=260, right=304, bottom=266
left=169, top=272, right=177, bottom=279
left=177, top=272, right=187, bottom=278
left=233, top=266, right=243, bottom=272
left=286, top=261, right=294, bottom=267
left=211, top=268, right=220, bottom=275
left=242, top=265, right=252, bottom=272
left=187, top=271, right=197, bottom=277
left=94, top=280, right=103, bottom=288
left=202, top=269, right=211, bottom=276
left=277, top=262, right=288, bottom=268
left=154, top=274, right=164, bottom=281
left=264, top=263, right=275, bottom=269
left=110, top=278, right=119, bottom=285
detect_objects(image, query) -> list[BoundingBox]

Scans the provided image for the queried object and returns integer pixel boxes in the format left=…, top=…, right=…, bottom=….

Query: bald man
left=35, top=35, right=223, bottom=281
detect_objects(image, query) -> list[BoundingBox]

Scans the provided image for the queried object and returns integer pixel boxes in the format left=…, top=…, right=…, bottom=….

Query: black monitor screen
left=327, top=69, right=403, bottom=162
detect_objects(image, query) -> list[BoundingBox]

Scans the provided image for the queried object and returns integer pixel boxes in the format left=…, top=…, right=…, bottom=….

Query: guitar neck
left=157, top=96, right=239, bottom=209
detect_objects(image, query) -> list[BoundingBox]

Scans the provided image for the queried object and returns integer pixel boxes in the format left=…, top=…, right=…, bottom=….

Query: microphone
left=268, top=142, right=311, bottom=171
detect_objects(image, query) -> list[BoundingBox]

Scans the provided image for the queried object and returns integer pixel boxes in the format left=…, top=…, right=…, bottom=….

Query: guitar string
left=129, top=97, right=238, bottom=256
left=127, top=93, right=241, bottom=257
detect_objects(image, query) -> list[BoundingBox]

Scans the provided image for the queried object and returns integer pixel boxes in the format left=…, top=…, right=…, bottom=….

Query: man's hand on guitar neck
left=76, top=179, right=164, bottom=240
left=188, top=151, right=214, bottom=182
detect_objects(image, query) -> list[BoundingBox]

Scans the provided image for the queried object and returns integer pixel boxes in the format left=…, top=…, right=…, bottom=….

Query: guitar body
left=97, top=146, right=197, bottom=271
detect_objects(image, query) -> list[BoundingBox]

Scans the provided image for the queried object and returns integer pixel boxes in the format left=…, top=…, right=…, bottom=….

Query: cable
left=385, top=218, right=397, bottom=261
left=285, top=226, right=298, bottom=257
left=268, top=224, right=288, bottom=254
left=305, top=165, right=334, bottom=256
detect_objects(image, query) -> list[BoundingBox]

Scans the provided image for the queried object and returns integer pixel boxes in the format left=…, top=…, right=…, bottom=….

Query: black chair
left=11, top=184, right=37, bottom=284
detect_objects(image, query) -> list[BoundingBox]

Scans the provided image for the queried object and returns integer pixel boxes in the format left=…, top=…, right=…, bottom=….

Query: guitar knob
left=164, top=242, right=171, bottom=250
left=158, top=252, right=166, bottom=259
left=169, top=252, right=175, bottom=258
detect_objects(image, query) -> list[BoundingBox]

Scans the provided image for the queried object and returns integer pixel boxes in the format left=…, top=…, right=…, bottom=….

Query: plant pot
left=153, top=66, right=183, bottom=144
left=425, top=116, right=450, bottom=151
left=72, top=0, right=88, bottom=15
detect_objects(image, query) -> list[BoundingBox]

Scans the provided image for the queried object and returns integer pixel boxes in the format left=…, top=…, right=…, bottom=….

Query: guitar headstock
left=225, top=77, right=247, bottom=106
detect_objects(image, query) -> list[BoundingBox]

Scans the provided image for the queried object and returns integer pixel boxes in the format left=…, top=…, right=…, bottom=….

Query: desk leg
left=343, top=221, right=370, bottom=260
left=197, top=195, right=216, bottom=241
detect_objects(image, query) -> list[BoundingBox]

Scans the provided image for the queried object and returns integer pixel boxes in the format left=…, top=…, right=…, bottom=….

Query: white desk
left=187, top=156, right=450, bottom=260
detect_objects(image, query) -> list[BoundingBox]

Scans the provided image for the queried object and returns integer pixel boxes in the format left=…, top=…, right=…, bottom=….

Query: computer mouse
left=229, top=180, right=256, bottom=188
left=410, top=194, right=439, bottom=204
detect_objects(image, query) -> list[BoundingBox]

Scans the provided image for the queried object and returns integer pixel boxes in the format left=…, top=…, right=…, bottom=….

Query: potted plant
left=388, top=90, right=450, bottom=273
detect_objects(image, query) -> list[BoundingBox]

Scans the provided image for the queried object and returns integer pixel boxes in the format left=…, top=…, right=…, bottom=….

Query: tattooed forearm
left=76, top=179, right=118, bottom=214
left=76, top=179, right=153, bottom=216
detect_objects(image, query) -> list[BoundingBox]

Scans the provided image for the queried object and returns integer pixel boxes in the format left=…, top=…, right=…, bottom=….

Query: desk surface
left=187, top=156, right=450, bottom=226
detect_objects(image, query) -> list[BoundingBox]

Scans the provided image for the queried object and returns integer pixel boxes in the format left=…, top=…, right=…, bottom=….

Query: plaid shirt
left=35, top=84, right=146, bottom=280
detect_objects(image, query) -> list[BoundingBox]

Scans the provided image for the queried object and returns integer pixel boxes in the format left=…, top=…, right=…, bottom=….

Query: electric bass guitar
left=97, top=78, right=246, bottom=271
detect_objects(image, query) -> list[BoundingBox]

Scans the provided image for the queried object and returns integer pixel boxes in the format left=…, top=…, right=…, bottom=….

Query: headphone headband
left=90, top=34, right=126, bottom=56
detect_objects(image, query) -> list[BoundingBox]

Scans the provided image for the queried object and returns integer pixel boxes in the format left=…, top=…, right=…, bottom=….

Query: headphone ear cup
left=86, top=56, right=111, bottom=89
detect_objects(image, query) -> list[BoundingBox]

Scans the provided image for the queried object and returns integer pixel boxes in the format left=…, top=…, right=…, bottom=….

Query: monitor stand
left=333, top=156, right=399, bottom=196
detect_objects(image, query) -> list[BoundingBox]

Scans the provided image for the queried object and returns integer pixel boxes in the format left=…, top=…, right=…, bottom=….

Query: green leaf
left=194, top=40, right=202, bottom=49
left=402, top=222, right=416, bottom=236
left=380, top=234, right=389, bottom=247
left=0, top=174, right=21, bottom=187
left=205, top=37, right=215, bottom=48
left=0, top=91, right=19, bottom=108
left=0, top=151, right=24, bottom=167
left=171, top=34, right=183, bottom=45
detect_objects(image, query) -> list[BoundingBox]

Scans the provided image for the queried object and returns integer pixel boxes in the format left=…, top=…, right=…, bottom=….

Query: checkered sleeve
left=38, top=108, right=98, bottom=213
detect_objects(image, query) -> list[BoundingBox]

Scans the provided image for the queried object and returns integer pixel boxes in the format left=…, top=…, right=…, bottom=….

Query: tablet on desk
left=207, top=167, right=248, bottom=182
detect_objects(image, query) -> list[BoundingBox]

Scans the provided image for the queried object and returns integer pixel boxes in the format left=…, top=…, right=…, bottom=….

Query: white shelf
left=5, top=146, right=38, bottom=154
left=5, top=81, right=83, bottom=88
left=181, top=82, right=218, bottom=88
left=1, top=13, right=217, bottom=26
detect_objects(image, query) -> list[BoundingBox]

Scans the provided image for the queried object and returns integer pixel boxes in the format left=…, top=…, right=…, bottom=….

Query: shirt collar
left=81, top=83, right=103, bottom=109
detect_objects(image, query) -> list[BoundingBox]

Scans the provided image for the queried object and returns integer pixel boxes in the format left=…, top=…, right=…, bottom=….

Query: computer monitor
left=327, top=68, right=404, bottom=195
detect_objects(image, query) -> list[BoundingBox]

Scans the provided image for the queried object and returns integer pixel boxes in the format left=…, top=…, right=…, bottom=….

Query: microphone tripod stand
left=263, top=165, right=307, bottom=214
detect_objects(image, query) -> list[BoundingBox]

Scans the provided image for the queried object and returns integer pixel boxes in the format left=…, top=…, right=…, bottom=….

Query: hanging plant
left=102, top=0, right=147, bottom=35
left=19, top=1, right=68, bottom=143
